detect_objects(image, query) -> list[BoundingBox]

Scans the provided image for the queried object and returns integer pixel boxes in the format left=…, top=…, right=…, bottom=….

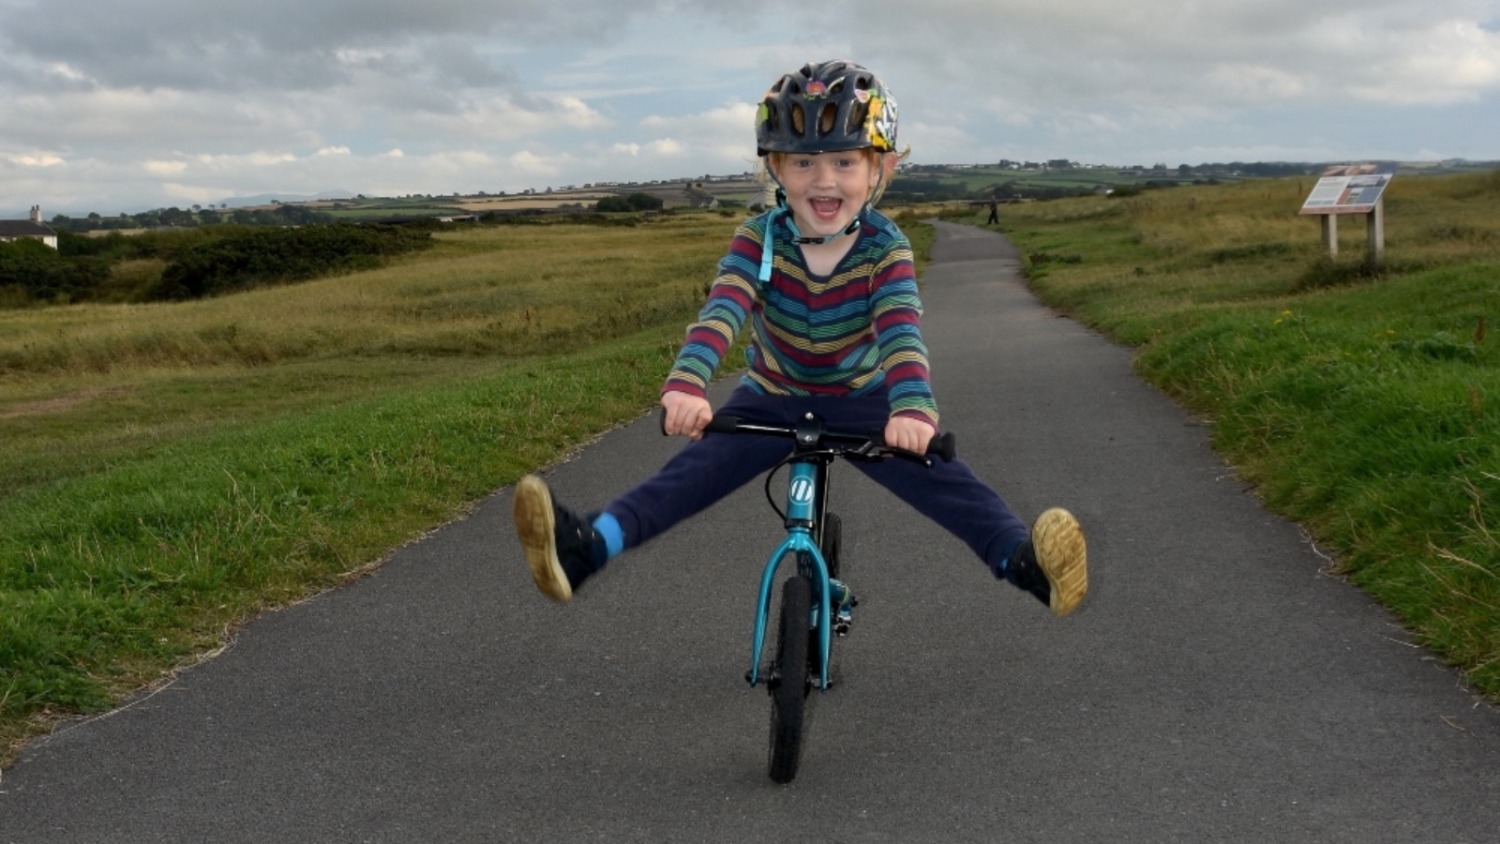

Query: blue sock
left=994, top=541, right=1022, bottom=581
left=592, top=512, right=625, bottom=560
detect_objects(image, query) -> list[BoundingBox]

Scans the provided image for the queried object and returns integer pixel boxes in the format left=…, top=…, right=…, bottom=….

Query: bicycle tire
left=768, top=573, right=813, bottom=784
left=820, top=512, right=842, bottom=579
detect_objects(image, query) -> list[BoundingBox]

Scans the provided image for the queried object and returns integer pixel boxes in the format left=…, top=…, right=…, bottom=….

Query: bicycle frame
left=746, top=457, right=835, bottom=691
left=696, top=409, right=951, bottom=697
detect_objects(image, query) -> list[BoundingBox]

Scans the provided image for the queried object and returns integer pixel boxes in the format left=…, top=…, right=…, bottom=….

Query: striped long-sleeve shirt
left=663, top=207, right=939, bottom=427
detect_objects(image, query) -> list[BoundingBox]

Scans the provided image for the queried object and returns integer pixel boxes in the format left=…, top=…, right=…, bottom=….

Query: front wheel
left=768, top=574, right=813, bottom=784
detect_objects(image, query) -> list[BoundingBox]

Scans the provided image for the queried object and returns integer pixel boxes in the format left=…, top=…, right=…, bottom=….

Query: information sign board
left=1299, top=163, right=1396, bottom=215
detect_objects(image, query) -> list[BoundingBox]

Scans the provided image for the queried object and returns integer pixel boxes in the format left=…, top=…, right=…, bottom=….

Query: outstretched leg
left=855, top=455, right=1088, bottom=616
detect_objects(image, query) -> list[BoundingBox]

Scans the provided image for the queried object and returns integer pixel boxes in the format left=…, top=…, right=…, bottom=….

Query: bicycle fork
left=747, top=461, right=835, bottom=691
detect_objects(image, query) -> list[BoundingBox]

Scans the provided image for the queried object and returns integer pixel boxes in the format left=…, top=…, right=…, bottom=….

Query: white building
left=0, top=206, right=59, bottom=250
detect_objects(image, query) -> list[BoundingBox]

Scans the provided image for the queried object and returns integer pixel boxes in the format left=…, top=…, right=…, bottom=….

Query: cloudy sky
left=3, top=0, right=1498, bottom=218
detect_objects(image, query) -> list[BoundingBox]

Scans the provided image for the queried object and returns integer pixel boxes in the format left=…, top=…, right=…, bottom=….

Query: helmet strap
left=757, top=164, right=880, bottom=284
left=786, top=214, right=862, bottom=246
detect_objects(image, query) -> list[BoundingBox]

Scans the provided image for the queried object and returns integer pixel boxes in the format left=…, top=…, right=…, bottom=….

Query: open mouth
left=809, top=197, right=843, bottom=221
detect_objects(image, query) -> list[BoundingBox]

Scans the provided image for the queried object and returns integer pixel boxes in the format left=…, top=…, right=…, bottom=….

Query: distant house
left=0, top=206, right=58, bottom=250
left=682, top=183, right=720, bottom=210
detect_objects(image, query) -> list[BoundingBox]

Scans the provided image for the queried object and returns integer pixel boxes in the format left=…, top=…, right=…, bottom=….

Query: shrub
left=0, top=239, right=112, bottom=304
left=596, top=193, right=664, bottom=212
left=146, top=224, right=434, bottom=301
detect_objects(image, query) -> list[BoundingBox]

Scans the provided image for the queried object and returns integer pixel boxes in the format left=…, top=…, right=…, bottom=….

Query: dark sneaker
left=1007, top=508, right=1088, bottom=617
left=512, top=475, right=605, bottom=603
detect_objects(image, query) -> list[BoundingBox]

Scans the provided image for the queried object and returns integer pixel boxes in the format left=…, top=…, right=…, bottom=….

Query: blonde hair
left=759, top=146, right=912, bottom=208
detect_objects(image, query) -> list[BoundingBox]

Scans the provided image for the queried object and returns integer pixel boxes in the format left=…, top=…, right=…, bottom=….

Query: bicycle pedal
left=834, top=608, right=858, bottom=635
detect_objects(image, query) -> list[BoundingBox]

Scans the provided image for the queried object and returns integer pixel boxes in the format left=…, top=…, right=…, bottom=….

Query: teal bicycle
left=700, top=411, right=955, bottom=783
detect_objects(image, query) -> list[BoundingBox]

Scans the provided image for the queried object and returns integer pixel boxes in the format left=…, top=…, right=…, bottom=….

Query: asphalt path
left=3, top=221, right=1499, bottom=843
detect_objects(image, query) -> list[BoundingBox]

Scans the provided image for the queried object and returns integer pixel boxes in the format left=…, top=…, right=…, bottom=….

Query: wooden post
left=1366, top=198, right=1385, bottom=264
left=1321, top=214, right=1339, bottom=258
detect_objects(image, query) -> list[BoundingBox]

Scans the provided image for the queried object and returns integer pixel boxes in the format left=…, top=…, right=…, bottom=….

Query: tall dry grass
left=0, top=217, right=730, bottom=383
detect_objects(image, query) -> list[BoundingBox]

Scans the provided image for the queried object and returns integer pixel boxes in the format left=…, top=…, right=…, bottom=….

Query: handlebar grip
left=871, top=429, right=958, bottom=463
left=661, top=409, right=741, bottom=436
left=930, top=431, right=957, bottom=462
left=705, top=414, right=740, bottom=434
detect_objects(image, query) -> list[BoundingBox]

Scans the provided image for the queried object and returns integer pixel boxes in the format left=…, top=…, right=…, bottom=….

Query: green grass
left=983, top=171, right=1500, bottom=694
left=0, top=336, right=680, bottom=711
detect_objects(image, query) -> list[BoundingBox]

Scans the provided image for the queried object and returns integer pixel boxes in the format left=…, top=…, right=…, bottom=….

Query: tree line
left=0, top=223, right=432, bottom=308
left=49, top=202, right=337, bottom=233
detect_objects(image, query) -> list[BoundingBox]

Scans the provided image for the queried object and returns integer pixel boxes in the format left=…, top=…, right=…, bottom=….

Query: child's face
left=772, top=151, right=880, bottom=238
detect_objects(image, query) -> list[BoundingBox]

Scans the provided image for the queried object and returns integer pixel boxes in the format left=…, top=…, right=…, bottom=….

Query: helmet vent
left=846, top=101, right=869, bottom=137
left=818, top=103, right=838, bottom=136
left=764, top=102, right=780, bottom=135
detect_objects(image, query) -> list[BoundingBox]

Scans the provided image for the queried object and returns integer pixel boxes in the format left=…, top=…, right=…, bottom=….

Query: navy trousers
left=604, top=386, right=1030, bottom=573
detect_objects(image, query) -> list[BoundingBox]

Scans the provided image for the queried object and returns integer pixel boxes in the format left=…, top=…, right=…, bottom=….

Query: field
left=3, top=171, right=1498, bottom=765
left=893, top=159, right=1500, bottom=204
left=454, top=194, right=616, bottom=212
left=236, top=179, right=768, bottom=222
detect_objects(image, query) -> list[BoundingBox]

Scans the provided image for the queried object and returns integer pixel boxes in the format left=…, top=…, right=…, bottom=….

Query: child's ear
left=880, top=152, right=898, bottom=181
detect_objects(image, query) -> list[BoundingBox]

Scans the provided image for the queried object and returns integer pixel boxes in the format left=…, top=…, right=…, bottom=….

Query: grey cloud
left=0, top=0, right=660, bottom=94
left=762, top=0, right=1500, bottom=108
left=2, top=0, right=1496, bottom=217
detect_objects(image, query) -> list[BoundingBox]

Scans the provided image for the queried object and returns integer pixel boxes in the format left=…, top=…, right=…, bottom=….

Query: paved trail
left=4, top=222, right=1498, bottom=843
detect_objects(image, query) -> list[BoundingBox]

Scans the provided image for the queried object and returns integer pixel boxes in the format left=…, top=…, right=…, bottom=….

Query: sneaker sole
left=513, top=475, right=573, bottom=603
left=1031, top=508, right=1088, bottom=617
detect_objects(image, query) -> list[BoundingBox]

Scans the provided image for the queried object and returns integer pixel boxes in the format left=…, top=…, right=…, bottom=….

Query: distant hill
left=27, top=158, right=1500, bottom=229
left=218, top=190, right=360, bottom=208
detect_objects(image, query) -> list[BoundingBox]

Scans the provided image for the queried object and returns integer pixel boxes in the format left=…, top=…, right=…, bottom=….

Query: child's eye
left=834, top=157, right=857, bottom=169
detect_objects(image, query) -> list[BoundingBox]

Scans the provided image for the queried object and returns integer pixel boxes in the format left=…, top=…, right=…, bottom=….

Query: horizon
left=9, top=155, right=1499, bottom=222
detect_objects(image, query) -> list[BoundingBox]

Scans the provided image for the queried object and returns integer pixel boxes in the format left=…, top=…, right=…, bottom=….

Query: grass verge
left=985, top=172, right=1500, bottom=696
left=0, top=333, right=681, bottom=731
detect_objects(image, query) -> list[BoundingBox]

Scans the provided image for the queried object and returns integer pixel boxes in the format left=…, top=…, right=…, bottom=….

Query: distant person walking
left=986, top=197, right=1000, bottom=225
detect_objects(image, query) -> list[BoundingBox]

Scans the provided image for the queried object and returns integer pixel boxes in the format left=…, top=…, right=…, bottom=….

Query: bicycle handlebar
left=701, top=413, right=957, bottom=464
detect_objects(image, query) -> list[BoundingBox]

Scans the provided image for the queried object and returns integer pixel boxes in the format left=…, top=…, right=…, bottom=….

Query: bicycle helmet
left=755, top=60, right=898, bottom=156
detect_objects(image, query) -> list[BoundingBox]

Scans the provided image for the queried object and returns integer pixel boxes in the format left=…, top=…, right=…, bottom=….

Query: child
left=512, top=60, right=1087, bottom=615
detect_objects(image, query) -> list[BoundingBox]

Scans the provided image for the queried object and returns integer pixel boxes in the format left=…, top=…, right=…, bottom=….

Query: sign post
left=1298, top=163, right=1395, bottom=263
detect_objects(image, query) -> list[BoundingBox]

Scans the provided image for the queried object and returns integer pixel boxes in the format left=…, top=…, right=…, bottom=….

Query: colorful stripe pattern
left=664, top=208, right=938, bottom=426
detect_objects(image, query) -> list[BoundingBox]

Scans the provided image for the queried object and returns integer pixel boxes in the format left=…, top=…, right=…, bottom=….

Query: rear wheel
left=768, top=573, right=813, bottom=784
